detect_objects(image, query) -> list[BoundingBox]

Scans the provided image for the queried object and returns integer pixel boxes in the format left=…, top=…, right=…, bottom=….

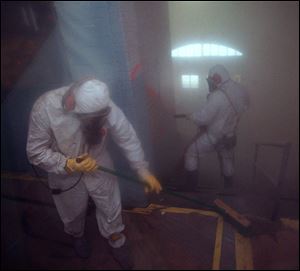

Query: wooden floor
left=251, top=222, right=299, bottom=269
left=2, top=203, right=220, bottom=269
left=1, top=174, right=299, bottom=269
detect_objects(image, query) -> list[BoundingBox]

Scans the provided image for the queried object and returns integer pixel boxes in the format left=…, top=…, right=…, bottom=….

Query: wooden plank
left=214, top=199, right=251, bottom=228
left=160, top=206, right=219, bottom=217
left=1, top=172, right=45, bottom=182
left=235, top=232, right=254, bottom=270
left=212, top=216, right=224, bottom=270
left=281, top=218, right=299, bottom=231
left=124, top=205, right=219, bottom=217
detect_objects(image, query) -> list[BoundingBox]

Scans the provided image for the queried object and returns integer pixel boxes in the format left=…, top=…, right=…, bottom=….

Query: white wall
left=169, top=1, right=299, bottom=195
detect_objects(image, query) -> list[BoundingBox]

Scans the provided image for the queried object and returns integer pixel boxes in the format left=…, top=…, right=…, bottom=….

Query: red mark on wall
left=130, top=63, right=142, bottom=81
left=146, top=85, right=158, bottom=98
left=145, top=84, right=166, bottom=142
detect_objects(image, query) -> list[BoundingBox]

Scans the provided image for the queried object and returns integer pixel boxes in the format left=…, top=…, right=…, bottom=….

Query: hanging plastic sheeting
left=2, top=2, right=179, bottom=207
left=1, top=24, right=70, bottom=174
left=53, top=1, right=150, bottom=207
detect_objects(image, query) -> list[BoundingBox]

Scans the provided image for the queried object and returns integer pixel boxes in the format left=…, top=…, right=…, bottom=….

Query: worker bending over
left=27, top=78, right=162, bottom=268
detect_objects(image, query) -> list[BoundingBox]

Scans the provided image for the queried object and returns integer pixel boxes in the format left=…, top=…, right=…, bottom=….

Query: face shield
left=77, top=106, right=111, bottom=146
left=206, top=77, right=218, bottom=92
left=207, top=65, right=231, bottom=92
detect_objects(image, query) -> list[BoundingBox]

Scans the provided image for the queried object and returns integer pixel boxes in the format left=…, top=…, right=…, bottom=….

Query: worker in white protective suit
left=26, top=78, right=162, bottom=268
left=182, top=65, right=249, bottom=191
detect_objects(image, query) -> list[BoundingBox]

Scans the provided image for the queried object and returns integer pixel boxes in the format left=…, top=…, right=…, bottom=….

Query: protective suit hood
left=208, top=65, right=231, bottom=88
left=73, top=79, right=110, bottom=114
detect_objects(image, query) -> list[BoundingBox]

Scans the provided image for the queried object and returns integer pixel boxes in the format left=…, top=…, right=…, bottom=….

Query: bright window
left=182, top=75, right=199, bottom=89
left=172, top=43, right=242, bottom=58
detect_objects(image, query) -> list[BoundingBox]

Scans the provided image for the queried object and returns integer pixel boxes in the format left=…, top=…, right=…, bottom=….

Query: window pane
left=172, top=43, right=242, bottom=58
left=190, top=75, right=199, bottom=88
left=182, top=75, right=199, bottom=89
left=181, top=75, right=190, bottom=88
left=203, top=44, right=211, bottom=56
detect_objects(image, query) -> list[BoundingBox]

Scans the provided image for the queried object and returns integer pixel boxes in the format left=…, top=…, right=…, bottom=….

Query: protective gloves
left=65, top=153, right=97, bottom=173
left=138, top=169, right=162, bottom=194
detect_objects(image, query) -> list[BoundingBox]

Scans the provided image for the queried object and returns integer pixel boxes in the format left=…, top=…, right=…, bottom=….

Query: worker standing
left=181, top=65, right=249, bottom=191
left=26, top=78, right=162, bottom=268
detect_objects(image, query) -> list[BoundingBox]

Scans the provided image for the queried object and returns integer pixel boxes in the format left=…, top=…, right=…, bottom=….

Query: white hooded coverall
left=184, top=65, right=249, bottom=177
left=26, top=82, right=148, bottom=248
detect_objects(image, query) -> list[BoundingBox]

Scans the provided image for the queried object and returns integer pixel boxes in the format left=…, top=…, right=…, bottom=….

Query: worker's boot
left=184, top=170, right=199, bottom=191
left=224, top=175, right=234, bottom=189
left=110, top=234, right=134, bottom=269
left=73, top=235, right=91, bottom=259
left=218, top=176, right=236, bottom=196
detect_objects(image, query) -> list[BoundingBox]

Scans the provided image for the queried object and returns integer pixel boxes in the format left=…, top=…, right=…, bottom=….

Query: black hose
left=31, top=164, right=83, bottom=195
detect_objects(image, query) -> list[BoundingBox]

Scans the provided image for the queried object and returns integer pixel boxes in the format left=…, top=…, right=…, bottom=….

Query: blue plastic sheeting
left=1, top=29, right=69, bottom=172
left=2, top=1, right=150, bottom=207
left=54, top=1, right=152, bottom=159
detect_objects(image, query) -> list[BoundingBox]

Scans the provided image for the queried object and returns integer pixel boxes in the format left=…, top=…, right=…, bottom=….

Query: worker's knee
left=222, top=160, right=234, bottom=177
left=184, top=154, right=198, bottom=171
